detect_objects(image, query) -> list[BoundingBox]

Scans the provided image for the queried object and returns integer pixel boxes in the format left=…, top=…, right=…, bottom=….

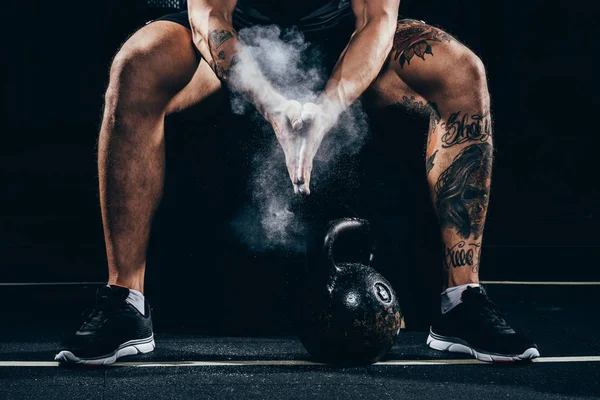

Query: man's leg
left=99, top=21, right=221, bottom=294
left=56, top=20, right=222, bottom=365
left=366, top=19, right=538, bottom=361
left=368, top=19, right=491, bottom=286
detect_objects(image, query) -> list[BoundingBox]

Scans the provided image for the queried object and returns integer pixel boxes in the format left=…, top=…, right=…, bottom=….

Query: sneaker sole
left=54, top=335, right=155, bottom=366
left=426, top=329, right=540, bottom=362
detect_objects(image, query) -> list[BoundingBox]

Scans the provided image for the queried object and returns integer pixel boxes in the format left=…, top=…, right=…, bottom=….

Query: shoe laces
left=78, top=292, right=122, bottom=332
left=463, top=287, right=512, bottom=331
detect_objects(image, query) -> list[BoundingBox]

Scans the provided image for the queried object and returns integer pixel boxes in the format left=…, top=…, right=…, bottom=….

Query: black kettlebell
left=301, top=218, right=402, bottom=365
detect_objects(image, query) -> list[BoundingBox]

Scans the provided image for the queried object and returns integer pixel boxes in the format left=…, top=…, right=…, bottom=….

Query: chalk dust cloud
left=229, top=25, right=370, bottom=252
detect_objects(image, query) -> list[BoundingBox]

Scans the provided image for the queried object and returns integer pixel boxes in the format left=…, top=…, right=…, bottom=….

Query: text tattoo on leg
left=441, top=111, right=492, bottom=148
left=392, top=20, right=452, bottom=68
left=434, top=143, right=492, bottom=239
left=444, top=241, right=482, bottom=271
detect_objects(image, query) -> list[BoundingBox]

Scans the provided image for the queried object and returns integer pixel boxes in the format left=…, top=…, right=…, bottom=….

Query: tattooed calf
left=426, top=150, right=438, bottom=176
left=392, top=20, right=452, bottom=68
left=444, top=241, right=482, bottom=271
left=400, top=96, right=441, bottom=122
left=441, top=111, right=492, bottom=148
left=435, top=143, right=492, bottom=239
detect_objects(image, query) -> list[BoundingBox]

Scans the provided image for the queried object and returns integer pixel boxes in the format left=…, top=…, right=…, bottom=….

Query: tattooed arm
left=188, top=0, right=311, bottom=193
left=187, top=0, right=286, bottom=117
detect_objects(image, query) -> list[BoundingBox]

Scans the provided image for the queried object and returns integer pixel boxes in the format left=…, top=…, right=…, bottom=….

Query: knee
left=109, top=48, right=141, bottom=91
left=461, top=50, right=487, bottom=86
left=450, top=47, right=488, bottom=92
left=104, top=46, right=166, bottom=115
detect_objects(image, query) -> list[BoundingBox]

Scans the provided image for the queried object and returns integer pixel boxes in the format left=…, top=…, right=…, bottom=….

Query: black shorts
left=152, top=10, right=356, bottom=75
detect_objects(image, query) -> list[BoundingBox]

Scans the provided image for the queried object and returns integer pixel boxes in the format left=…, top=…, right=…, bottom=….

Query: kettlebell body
left=301, top=218, right=402, bottom=364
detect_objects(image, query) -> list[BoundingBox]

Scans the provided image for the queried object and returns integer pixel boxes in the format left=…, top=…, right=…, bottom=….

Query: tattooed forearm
left=213, top=54, right=238, bottom=81
left=206, top=29, right=238, bottom=81
left=392, top=20, right=453, bottom=68
left=444, top=241, right=482, bottom=272
left=208, top=30, right=234, bottom=49
left=435, top=143, right=492, bottom=239
left=426, top=150, right=438, bottom=176
left=441, top=111, right=492, bottom=148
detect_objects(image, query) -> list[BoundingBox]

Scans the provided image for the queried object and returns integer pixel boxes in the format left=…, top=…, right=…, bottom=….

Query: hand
left=268, top=100, right=339, bottom=195
left=292, top=102, right=338, bottom=195
left=267, top=99, right=306, bottom=194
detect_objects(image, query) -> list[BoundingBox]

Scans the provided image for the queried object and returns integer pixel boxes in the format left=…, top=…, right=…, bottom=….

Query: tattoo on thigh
left=208, top=30, right=234, bottom=50
left=392, top=20, right=453, bottom=68
left=429, top=102, right=441, bottom=124
left=397, top=96, right=441, bottom=151
left=426, top=150, right=438, bottom=176
left=427, top=102, right=441, bottom=149
left=435, top=143, right=492, bottom=239
left=401, top=96, right=441, bottom=120
left=444, top=241, right=482, bottom=271
left=441, top=111, right=492, bottom=148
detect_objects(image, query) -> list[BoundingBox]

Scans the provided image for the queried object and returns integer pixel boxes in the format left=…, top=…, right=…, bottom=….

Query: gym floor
left=2, top=2, right=597, bottom=398
left=1, top=283, right=599, bottom=399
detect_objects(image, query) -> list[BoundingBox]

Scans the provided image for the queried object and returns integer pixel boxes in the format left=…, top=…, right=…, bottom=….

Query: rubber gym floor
left=1, top=283, right=598, bottom=399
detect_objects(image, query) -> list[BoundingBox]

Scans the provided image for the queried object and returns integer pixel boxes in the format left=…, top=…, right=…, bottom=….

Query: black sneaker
left=55, top=285, right=155, bottom=366
left=427, top=286, right=540, bottom=362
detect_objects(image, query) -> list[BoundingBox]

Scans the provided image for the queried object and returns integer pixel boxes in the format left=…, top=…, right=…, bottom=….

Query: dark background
left=1, top=0, right=598, bottom=333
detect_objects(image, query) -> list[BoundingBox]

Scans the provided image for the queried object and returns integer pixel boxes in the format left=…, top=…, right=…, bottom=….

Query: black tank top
left=233, top=0, right=353, bottom=31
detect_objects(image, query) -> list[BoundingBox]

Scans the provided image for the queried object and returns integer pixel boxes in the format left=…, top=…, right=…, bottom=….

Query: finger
left=300, top=109, right=315, bottom=124
left=297, top=181, right=310, bottom=196
left=283, top=146, right=298, bottom=185
left=296, top=169, right=311, bottom=195
left=296, top=142, right=314, bottom=196
left=295, top=138, right=307, bottom=186
left=301, top=102, right=317, bottom=124
left=287, top=101, right=303, bottom=131
left=288, top=158, right=298, bottom=187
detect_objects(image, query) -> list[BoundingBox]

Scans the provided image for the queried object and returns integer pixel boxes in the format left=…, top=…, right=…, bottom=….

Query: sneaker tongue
left=463, top=287, right=515, bottom=333
left=97, top=285, right=130, bottom=305
left=468, top=286, right=486, bottom=294
left=462, top=285, right=487, bottom=299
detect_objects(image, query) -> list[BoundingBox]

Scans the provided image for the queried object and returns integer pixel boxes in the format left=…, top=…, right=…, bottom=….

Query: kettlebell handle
left=323, top=218, right=377, bottom=271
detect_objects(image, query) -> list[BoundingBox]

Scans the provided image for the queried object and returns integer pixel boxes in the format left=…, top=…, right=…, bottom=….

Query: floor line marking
left=0, top=282, right=105, bottom=286
left=2, top=356, right=600, bottom=368
left=480, top=281, right=600, bottom=285
left=2, top=281, right=600, bottom=287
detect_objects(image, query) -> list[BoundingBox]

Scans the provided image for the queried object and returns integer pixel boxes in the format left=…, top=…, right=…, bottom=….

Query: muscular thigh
left=110, top=20, right=222, bottom=114
left=365, top=19, right=471, bottom=112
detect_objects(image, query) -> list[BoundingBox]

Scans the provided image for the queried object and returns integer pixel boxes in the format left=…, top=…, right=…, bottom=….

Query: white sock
left=126, top=288, right=145, bottom=315
left=441, top=283, right=480, bottom=314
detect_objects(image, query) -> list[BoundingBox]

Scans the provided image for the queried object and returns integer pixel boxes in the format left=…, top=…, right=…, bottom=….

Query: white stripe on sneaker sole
left=426, top=330, right=540, bottom=362
left=54, top=335, right=155, bottom=366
